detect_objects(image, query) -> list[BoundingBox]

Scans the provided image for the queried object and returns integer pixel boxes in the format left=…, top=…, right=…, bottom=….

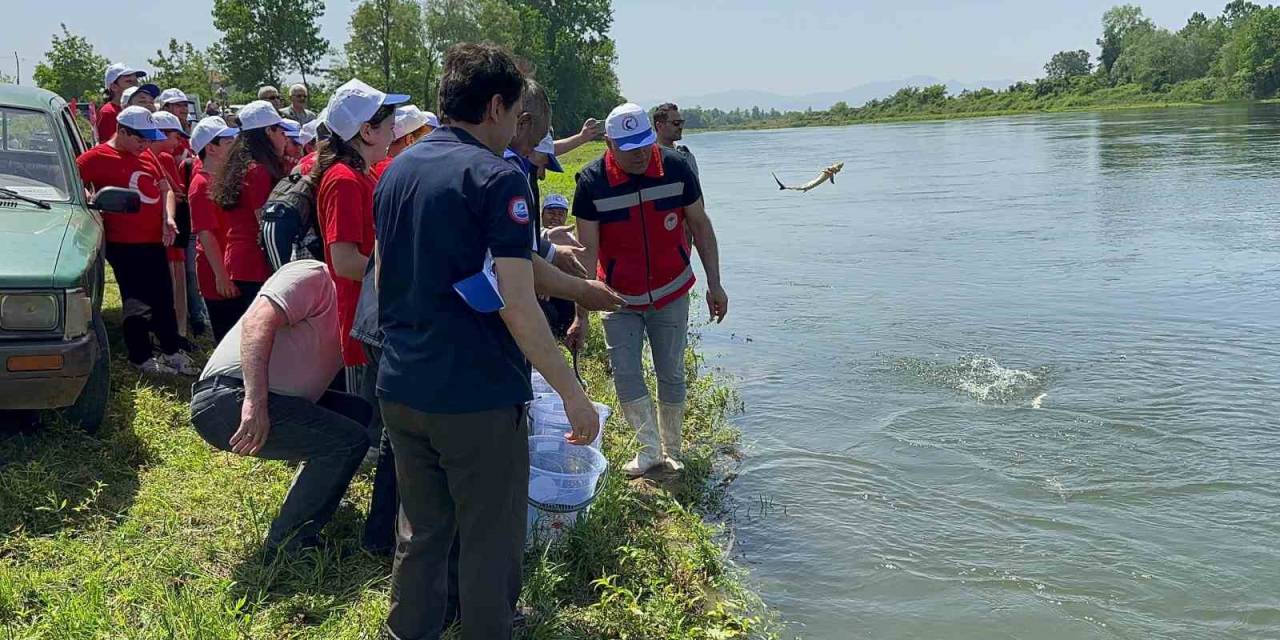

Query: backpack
left=259, top=167, right=324, bottom=271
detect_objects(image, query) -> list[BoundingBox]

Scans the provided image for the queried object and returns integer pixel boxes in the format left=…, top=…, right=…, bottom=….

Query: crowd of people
left=76, top=42, right=726, bottom=639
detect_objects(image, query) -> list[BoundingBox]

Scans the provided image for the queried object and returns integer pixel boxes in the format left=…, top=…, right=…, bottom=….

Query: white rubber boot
left=620, top=396, right=663, bottom=478
left=658, top=401, right=686, bottom=472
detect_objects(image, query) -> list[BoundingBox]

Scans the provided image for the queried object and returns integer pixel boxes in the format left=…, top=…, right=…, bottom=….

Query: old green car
left=0, top=85, right=139, bottom=432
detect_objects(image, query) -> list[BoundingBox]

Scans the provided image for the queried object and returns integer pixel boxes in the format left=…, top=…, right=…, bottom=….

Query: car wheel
left=63, top=312, right=110, bottom=434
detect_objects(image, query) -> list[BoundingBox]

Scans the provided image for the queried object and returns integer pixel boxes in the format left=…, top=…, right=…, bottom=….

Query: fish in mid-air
left=772, top=162, right=844, bottom=192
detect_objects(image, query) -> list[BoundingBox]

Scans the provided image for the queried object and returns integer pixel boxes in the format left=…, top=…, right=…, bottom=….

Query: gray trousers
left=190, top=381, right=370, bottom=547
left=381, top=400, right=529, bottom=640
left=601, top=293, right=691, bottom=404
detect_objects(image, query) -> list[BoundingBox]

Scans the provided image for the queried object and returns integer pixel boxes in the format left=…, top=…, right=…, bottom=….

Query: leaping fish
left=772, top=162, right=844, bottom=192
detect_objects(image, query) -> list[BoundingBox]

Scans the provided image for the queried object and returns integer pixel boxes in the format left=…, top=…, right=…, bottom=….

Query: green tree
left=1218, top=5, right=1280, bottom=97
left=147, top=39, right=219, bottom=102
left=1222, top=0, right=1261, bottom=29
left=1178, top=12, right=1228, bottom=78
left=518, top=0, right=621, bottom=132
left=32, top=24, right=109, bottom=101
left=212, top=0, right=329, bottom=91
left=1097, top=5, right=1155, bottom=75
left=343, top=0, right=435, bottom=105
left=1044, top=49, right=1093, bottom=81
left=1111, top=29, right=1197, bottom=89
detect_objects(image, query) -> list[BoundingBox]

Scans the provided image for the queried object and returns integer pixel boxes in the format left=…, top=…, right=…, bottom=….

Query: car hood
left=0, top=202, right=74, bottom=289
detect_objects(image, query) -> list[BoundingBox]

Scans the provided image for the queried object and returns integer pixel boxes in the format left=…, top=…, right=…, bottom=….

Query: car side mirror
left=89, top=187, right=140, bottom=213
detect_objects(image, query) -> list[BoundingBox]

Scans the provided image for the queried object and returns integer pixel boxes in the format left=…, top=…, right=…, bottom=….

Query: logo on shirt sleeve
left=508, top=197, right=530, bottom=224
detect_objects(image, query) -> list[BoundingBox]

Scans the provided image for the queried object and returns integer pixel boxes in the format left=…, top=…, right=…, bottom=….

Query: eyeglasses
left=670, top=119, right=685, bottom=127
left=264, top=95, right=281, bottom=102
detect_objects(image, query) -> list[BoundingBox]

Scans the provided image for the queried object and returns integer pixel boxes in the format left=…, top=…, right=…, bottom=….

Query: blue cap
left=543, top=193, right=569, bottom=210
left=452, top=253, right=505, bottom=313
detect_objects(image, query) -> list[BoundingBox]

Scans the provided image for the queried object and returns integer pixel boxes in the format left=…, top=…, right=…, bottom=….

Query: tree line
left=27, top=0, right=621, bottom=134
left=682, top=2, right=1280, bottom=130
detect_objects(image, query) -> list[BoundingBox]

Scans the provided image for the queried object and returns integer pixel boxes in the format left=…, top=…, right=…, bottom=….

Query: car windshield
left=0, top=106, right=71, bottom=203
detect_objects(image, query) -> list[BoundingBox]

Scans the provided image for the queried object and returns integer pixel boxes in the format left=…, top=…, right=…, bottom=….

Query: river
left=688, top=106, right=1280, bottom=639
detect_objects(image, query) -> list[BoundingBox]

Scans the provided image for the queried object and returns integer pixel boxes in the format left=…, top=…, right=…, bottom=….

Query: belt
left=192, top=374, right=245, bottom=395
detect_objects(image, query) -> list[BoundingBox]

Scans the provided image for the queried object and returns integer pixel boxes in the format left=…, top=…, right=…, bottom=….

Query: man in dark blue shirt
left=372, top=43, right=614, bottom=640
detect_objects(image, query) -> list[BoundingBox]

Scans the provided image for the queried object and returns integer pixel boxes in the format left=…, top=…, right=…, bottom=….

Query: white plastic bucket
left=529, top=396, right=610, bottom=450
left=526, top=435, right=609, bottom=543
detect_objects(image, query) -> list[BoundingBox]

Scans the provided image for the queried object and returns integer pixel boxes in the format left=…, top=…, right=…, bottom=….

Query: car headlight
left=64, top=289, right=92, bottom=339
left=0, top=293, right=60, bottom=331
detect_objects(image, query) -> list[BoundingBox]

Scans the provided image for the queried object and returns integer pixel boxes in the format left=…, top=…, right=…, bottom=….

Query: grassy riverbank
left=0, top=143, right=774, bottom=638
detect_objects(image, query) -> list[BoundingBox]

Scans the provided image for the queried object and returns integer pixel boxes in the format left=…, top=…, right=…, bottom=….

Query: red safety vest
left=583, top=147, right=696, bottom=310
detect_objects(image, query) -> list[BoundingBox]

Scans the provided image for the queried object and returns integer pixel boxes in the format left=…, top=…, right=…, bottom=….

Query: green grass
left=0, top=142, right=776, bottom=639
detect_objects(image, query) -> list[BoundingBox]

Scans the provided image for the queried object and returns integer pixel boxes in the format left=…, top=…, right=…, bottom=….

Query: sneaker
left=159, top=351, right=201, bottom=376
left=133, top=357, right=181, bottom=376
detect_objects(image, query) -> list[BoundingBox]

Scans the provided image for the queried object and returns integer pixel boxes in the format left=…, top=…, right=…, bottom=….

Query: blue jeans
left=601, top=293, right=690, bottom=404
left=190, top=380, right=371, bottom=547
left=185, top=233, right=209, bottom=331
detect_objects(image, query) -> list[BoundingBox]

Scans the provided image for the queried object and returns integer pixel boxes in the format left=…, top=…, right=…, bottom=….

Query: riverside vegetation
left=0, top=142, right=776, bottom=639
left=681, top=2, right=1280, bottom=130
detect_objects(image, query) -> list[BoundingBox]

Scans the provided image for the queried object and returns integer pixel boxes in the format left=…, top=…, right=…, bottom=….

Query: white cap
left=296, top=119, right=320, bottom=146
left=190, top=116, right=239, bottom=154
left=323, top=78, right=410, bottom=141
left=122, top=84, right=160, bottom=106
left=605, top=103, right=657, bottom=151
left=534, top=132, right=563, bottom=172
left=422, top=110, right=440, bottom=128
left=115, top=106, right=166, bottom=141
left=392, top=105, right=431, bottom=140
left=157, top=88, right=193, bottom=106
left=151, top=111, right=188, bottom=137
left=103, top=63, right=145, bottom=88
left=237, top=100, right=284, bottom=131
left=543, top=193, right=569, bottom=210
left=280, top=118, right=301, bottom=133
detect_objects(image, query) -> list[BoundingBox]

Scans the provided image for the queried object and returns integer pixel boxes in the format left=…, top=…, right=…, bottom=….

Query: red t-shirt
left=372, top=157, right=392, bottom=180
left=316, top=162, right=376, bottom=366
left=76, top=143, right=166, bottom=244
left=189, top=169, right=228, bottom=301
left=220, top=163, right=274, bottom=283
left=95, top=101, right=120, bottom=143
left=296, top=151, right=317, bottom=176
left=148, top=150, right=188, bottom=262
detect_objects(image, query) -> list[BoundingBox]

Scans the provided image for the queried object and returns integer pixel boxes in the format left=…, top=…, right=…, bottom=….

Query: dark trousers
left=381, top=400, right=528, bottom=640
left=359, top=344, right=398, bottom=553
left=105, top=243, right=182, bottom=364
left=185, top=233, right=209, bottom=333
left=203, top=281, right=263, bottom=343
left=190, top=379, right=371, bottom=547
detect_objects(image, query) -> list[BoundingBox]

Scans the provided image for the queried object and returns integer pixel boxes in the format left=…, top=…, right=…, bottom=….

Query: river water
left=688, top=106, right=1280, bottom=639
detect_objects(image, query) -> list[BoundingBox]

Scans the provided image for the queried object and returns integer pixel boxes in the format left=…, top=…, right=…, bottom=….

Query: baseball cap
left=122, top=84, right=161, bottom=105
left=534, top=132, right=563, bottom=173
left=422, top=110, right=440, bottom=128
left=237, top=100, right=284, bottom=131
left=543, top=193, right=569, bottom=210
left=605, top=103, right=657, bottom=151
left=324, top=78, right=410, bottom=141
left=280, top=118, right=301, bottom=134
left=103, top=63, right=146, bottom=88
left=116, top=106, right=166, bottom=141
left=452, top=253, right=505, bottom=313
left=190, top=116, right=240, bottom=154
left=157, top=88, right=194, bottom=106
left=151, top=111, right=189, bottom=137
left=392, top=105, right=431, bottom=140
left=296, top=119, right=320, bottom=146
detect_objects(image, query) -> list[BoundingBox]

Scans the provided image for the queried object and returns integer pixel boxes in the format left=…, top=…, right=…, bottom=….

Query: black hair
left=309, top=104, right=394, bottom=182
left=653, top=103, right=680, bottom=124
left=211, top=127, right=287, bottom=209
left=438, top=42, right=525, bottom=125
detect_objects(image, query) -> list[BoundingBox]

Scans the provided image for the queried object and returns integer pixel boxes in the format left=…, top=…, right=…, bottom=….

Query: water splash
left=893, top=355, right=1049, bottom=404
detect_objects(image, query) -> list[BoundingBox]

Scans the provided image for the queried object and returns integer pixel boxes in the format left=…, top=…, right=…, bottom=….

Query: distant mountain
left=636, top=76, right=1021, bottom=113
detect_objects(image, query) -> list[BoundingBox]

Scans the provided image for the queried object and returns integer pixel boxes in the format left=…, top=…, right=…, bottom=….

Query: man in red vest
left=569, top=102, right=728, bottom=478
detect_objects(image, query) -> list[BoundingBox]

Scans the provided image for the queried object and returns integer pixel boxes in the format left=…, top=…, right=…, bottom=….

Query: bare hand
left=564, top=316, right=588, bottom=352
left=563, top=394, right=600, bottom=446
left=545, top=225, right=583, bottom=249
left=575, top=280, right=624, bottom=312
left=580, top=118, right=603, bottom=141
left=163, top=218, right=178, bottom=247
left=552, top=244, right=588, bottom=279
left=230, top=400, right=270, bottom=455
left=707, top=285, right=729, bottom=323
left=215, top=275, right=241, bottom=299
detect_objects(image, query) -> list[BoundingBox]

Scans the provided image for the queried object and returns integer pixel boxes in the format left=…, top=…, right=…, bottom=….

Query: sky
left=5, top=0, right=1214, bottom=102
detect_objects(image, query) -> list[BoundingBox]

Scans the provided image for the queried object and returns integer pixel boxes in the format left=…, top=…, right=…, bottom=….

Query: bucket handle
left=528, top=468, right=608, bottom=514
